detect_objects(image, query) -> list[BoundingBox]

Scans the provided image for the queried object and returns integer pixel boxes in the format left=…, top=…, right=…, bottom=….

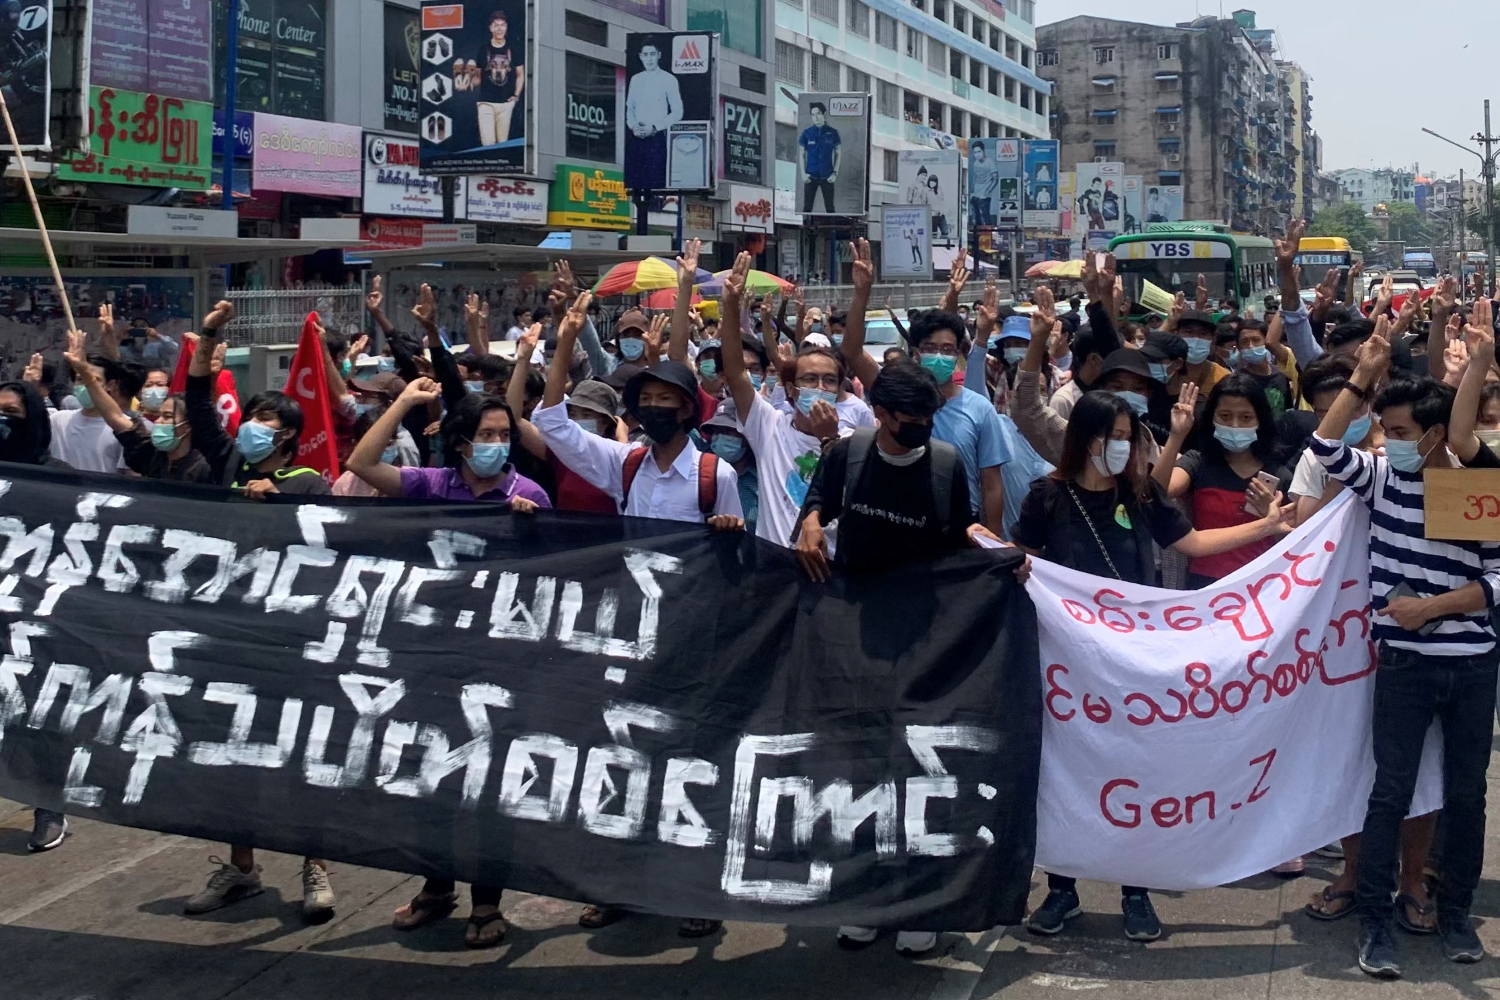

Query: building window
left=987, top=67, right=999, bottom=95
left=927, top=37, right=946, bottom=71
left=934, top=0, right=948, bottom=21
left=564, top=11, right=609, bottom=46
left=1094, top=46, right=1115, bottom=65
left=1092, top=76, right=1115, bottom=93
left=1005, top=35, right=1017, bottom=60
left=988, top=120, right=1000, bottom=137
left=1157, top=108, right=1181, bottom=126
left=1094, top=142, right=1117, bottom=159
left=847, top=0, right=870, bottom=36
left=740, top=67, right=766, bottom=94
left=1004, top=76, right=1015, bottom=101
left=1091, top=108, right=1118, bottom=124
left=950, top=109, right=966, bottom=137
left=884, top=148, right=899, bottom=182
left=989, top=26, right=1001, bottom=50
left=1020, top=46, right=1031, bottom=68
left=847, top=67, right=870, bottom=94
left=1156, top=73, right=1180, bottom=91
left=950, top=50, right=964, bottom=78
left=811, top=0, right=840, bottom=23
left=1158, top=138, right=1181, bottom=153
left=972, top=16, right=984, bottom=43
left=875, top=12, right=898, bottom=48
left=811, top=54, right=841, bottom=90
left=1020, top=85, right=1031, bottom=110
left=775, top=40, right=805, bottom=85
left=1160, top=171, right=1183, bottom=185
left=776, top=122, right=799, bottom=162
left=1038, top=50, right=1059, bottom=67
left=928, top=98, right=946, bottom=131
left=953, top=5, right=967, bottom=32
left=969, top=59, right=981, bottom=87
left=905, top=26, right=921, bottom=59
left=1158, top=42, right=1177, bottom=60
left=687, top=0, right=763, bottom=56
left=904, top=89, right=923, bottom=123
left=1036, top=94, right=1045, bottom=118
left=877, top=79, right=899, bottom=118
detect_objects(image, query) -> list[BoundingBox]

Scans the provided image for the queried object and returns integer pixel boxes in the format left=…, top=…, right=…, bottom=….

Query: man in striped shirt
left=1311, top=313, right=1500, bottom=978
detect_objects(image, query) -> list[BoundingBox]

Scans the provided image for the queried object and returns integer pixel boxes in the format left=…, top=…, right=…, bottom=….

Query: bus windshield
left=1296, top=252, right=1352, bottom=290
left=1116, top=259, right=1233, bottom=303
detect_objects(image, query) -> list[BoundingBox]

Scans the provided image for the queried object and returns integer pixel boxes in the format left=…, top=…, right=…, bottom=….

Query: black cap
left=1098, top=348, right=1153, bottom=381
left=622, top=360, right=702, bottom=429
left=1177, top=311, right=1217, bottom=335
left=1140, top=333, right=1187, bottom=363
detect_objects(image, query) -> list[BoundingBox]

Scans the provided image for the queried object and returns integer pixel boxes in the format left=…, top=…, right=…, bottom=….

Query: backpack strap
left=697, top=452, right=719, bottom=516
left=842, top=427, right=879, bottom=510
left=620, top=447, right=650, bottom=513
left=927, top=439, right=958, bottom=536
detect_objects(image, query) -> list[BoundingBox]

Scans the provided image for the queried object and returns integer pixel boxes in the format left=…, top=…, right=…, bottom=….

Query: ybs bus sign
left=1124, top=241, right=1231, bottom=260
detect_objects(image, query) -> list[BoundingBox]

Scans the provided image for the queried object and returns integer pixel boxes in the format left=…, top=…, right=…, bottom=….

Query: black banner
left=722, top=97, right=764, bottom=185
left=564, top=54, right=618, bottom=164
left=0, top=466, right=1039, bottom=930
left=383, top=4, right=420, bottom=134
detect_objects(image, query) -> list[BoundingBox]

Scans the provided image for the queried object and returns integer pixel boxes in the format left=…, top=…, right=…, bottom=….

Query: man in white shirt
left=505, top=308, right=531, bottom=342
left=49, top=354, right=141, bottom=473
left=624, top=41, right=682, bottom=190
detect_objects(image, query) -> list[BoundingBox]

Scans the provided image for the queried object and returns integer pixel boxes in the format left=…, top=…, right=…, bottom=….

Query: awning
left=1156, top=106, right=1183, bottom=114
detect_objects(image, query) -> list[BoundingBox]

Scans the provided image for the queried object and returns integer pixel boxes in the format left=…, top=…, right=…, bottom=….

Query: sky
left=1038, top=1, right=1500, bottom=180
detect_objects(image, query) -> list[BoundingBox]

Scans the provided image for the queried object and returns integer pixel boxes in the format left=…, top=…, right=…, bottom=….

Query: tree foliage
left=1308, top=204, right=1377, bottom=250
left=1384, top=202, right=1435, bottom=247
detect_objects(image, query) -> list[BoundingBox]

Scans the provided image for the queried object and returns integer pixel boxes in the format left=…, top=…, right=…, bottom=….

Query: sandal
left=391, top=891, right=458, bottom=930
left=1395, top=893, right=1437, bottom=935
left=465, top=910, right=508, bottom=949
left=1304, top=887, right=1358, bottom=922
left=678, top=917, right=722, bottom=938
left=579, top=905, right=624, bottom=929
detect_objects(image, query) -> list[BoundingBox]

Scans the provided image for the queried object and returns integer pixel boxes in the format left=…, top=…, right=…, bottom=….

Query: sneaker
left=185, top=858, right=264, bottom=914
left=1026, top=888, right=1082, bottom=935
left=301, top=861, right=335, bottom=923
left=895, top=931, right=939, bottom=955
left=1313, top=843, right=1345, bottom=860
left=1271, top=857, right=1305, bottom=877
left=26, top=809, right=66, bottom=852
left=1438, top=912, right=1485, bottom=963
left=837, top=925, right=879, bottom=950
left=1357, top=917, right=1402, bottom=979
left=1122, top=893, right=1162, bottom=942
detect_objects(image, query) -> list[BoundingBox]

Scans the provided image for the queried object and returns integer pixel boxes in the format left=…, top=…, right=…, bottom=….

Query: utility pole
left=1480, top=100, right=1498, bottom=297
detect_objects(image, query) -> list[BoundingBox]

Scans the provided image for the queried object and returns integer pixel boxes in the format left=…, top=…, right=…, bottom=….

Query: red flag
left=284, top=313, right=340, bottom=481
left=167, top=336, right=195, bottom=394
left=167, top=336, right=241, bottom=436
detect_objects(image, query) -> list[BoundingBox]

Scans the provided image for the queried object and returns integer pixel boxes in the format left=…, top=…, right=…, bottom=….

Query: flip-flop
left=391, top=891, right=458, bottom=931
left=579, top=905, right=623, bottom=929
left=1304, top=887, right=1358, bottom=922
left=465, top=910, right=507, bottom=948
left=678, top=917, right=723, bottom=938
left=1395, top=893, right=1437, bottom=935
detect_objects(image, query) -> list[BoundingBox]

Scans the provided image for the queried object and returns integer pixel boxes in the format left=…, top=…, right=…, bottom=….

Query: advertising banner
left=363, top=135, right=443, bottom=218
left=57, top=87, right=214, bottom=190
left=971, top=138, right=1020, bottom=232
left=1074, top=162, right=1123, bottom=235
left=565, top=54, right=620, bottom=164
left=1122, top=175, right=1144, bottom=236
left=213, top=0, right=328, bottom=120
left=548, top=165, right=630, bottom=230
left=899, top=149, right=961, bottom=245
left=1058, top=171, right=1076, bottom=238
left=0, top=0, right=51, bottom=150
left=624, top=32, right=718, bottom=193
left=724, top=184, right=774, bottom=233
left=419, top=0, right=528, bottom=175
left=721, top=97, right=763, bottom=185
left=0, top=467, right=1040, bottom=931
left=796, top=93, right=870, bottom=217
left=463, top=176, right=549, bottom=225
left=212, top=109, right=255, bottom=159
left=1146, top=184, right=1185, bottom=224
left=251, top=112, right=362, bottom=197
left=384, top=4, right=421, bottom=133
left=881, top=206, right=931, bottom=280
left=1022, top=140, right=1060, bottom=231
left=92, top=0, right=213, bottom=102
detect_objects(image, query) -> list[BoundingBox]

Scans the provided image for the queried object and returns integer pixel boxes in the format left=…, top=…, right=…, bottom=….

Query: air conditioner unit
left=1168, top=154, right=1181, bottom=163
left=1162, top=123, right=1178, bottom=133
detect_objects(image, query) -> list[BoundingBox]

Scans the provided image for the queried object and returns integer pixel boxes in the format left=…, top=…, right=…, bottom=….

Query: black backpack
left=841, top=427, right=959, bottom=535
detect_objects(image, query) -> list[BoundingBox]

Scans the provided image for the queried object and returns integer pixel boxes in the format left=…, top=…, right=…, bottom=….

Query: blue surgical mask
left=1385, top=432, right=1432, bottom=474
left=1113, top=390, right=1149, bottom=416
left=1185, top=338, right=1212, bottom=364
left=699, top=360, right=718, bottom=379
left=1055, top=352, right=1073, bottom=371
left=796, top=388, right=837, bottom=415
left=353, top=402, right=375, bottom=418
left=1213, top=423, right=1259, bottom=453
left=465, top=381, right=485, bottom=394
left=73, top=384, right=93, bottom=409
left=381, top=443, right=401, bottom=465
left=1147, top=362, right=1170, bottom=383
left=832, top=334, right=844, bottom=347
left=237, top=421, right=279, bottom=463
left=571, top=417, right=600, bottom=437
left=1226, top=350, right=1241, bottom=368
left=140, top=386, right=168, bottom=410
left=1243, top=346, right=1269, bottom=364
left=1342, top=412, right=1373, bottom=447
left=710, top=435, right=747, bottom=462
left=149, top=422, right=179, bottom=452
left=376, top=356, right=397, bottom=374
left=919, top=353, right=958, bottom=383
left=1003, top=347, right=1027, bottom=365
left=466, top=441, right=509, bottom=478
left=340, top=359, right=352, bottom=377
left=750, top=374, right=765, bottom=390
left=619, top=337, right=646, bottom=361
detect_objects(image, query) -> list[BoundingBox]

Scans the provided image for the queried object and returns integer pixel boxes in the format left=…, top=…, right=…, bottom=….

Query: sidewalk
left=4, top=781, right=1500, bottom=1000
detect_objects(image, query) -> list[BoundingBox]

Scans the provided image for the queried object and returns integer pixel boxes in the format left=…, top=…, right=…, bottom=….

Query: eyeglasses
left=795, top=374, right=841, bottom=390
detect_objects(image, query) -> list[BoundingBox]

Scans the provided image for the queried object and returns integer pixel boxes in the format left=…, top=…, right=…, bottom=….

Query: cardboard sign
left=1423, top=468, right=1500, bottom=541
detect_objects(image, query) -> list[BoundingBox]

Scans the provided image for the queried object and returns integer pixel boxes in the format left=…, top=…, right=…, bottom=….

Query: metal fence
left=223, top=286, right=367, bottom=346
left=798, top=281, right=1013, bottom=311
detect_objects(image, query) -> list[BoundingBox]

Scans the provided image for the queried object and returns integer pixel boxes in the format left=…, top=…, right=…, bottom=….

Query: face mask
left=150, top=422, right=180, bottom=452
left=376, top=356, right=397, bottom=374
left=795, top=388, right=837, bottom=415
left=710, top=435, right=746, bottom=462
left=919, top=353, right=958, bottom=383
left=1147, top=362, right=1169, bottom=384
left=466, top=441, right=509, bottom=478
left=832, top=334, right=844, bottom=347
left=1385, top=431, right=1434, bottom=474
left=1225, top=350, right=1240, bottom=369
left=765, top=372, right=779, bottom=388
left=892, top=421, right=932, bottom=449
left=699, top=360, right=718, bottom=379
left=381, top=443, right=401, bottom=465
left=1213, top=423, right=1259, bottom=453
left=73, top=385, right=93, bottom=409
left=140, top=386, right=168, bottom=410
left=750, top=374, right=765, bottom=390
left=1055, top=352, right=1073, bottom=372
left=1184, top=338, right=1212, bottom=365
left=1113, top=390, right=1148, bottom=416
left=635, top=405, right=684, bottom=444
left=465, top=381, right=484, bottom=394
left=1092, top=439, right=1132, bottom=477
left=353, top=402, right=376, bottom=418
left=1343, top=412, right=1373, bottom=447
left=1476, top=428, right=1500, bottom=454
left=1003, top=347, right=1027, bottom=365
left=1243, top=346, right=1269, bottom=365
left=0, top=414, right=16, bottom=441
left=237, top=421, right=279, bottom=463
left=617, top=337, right=647, bottom=361
left=810, top=322, right=824, bottom=335
left=571, top=417, right=600, bottom=437
left=340, top=359, right=352, bottom=377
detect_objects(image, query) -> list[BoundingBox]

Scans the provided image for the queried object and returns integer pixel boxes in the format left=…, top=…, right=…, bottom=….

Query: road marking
left=926, top=925, right=1005, bottom=1000
left=0, top=835, right=185, bottom=926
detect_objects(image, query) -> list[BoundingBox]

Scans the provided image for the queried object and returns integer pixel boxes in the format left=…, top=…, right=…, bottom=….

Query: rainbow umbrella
left=593, top=257, right=711, bottom=297
left=698, top=269, right=794, bottom=296
left=641, top=287, right=719, bottom=320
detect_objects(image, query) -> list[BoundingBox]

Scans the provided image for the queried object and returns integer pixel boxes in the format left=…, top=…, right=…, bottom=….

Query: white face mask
left=1092, top=439, right=1132, bottom=477
left=1476, top=428, right=1500, bottom=455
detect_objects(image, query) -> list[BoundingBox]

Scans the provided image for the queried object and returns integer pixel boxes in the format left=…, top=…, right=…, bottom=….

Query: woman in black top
left=1011, top=390, right=1296, bottom=944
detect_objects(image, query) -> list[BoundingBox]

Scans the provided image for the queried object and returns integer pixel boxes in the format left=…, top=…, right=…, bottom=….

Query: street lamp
left=1422, top=101, right=1500, bottom=295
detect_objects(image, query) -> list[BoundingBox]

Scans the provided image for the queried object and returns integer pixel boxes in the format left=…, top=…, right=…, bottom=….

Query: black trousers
left=1355, top=643, right=1499, bottom=922
left=423, top=879, right=503, bottom=908
left=803, top=178, right=835, bottom=214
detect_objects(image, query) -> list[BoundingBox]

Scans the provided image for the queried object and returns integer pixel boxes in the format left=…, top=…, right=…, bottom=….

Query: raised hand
left=1434, top=275, right=1458, bottom=312
left=203, top=299, right=236, bottom=332
left=399, top=376, right=443, bottom=407
left=411, top=284, right=437, bottom=330
left=63, top=328, right=88, bottom=376
left=556, top=260, right=576, bottom=301
left=976, top=280, right=1000, bottom=340
left=1354, top=316, right=1392, bottom=380
left=1195, top=274, right=1210, bottom=311
left=1170, top=381, right=1199, bottom=438
left=1467, top=297, right=1495, bottom=352
left=1313, top=268, right=1339, bottom=316
left=1030, top=285, right=1056, bottom=341
left=643, top=313, right=668, bottom=357
left=949, top=259, right=970, bottom=297
left=349, top=334, right=370, bottom=359
left=365, top=275, right=385, bottom=315
left=21, top=352, right=42, bottom=384
left=517, top=321, right=543, bottom=357
left=211, top=341, right=227, bottom=376
left=722, top=251, right=753, bottom=310
left=850, top=239, right=874, bottom=293
left=1443, top=338, right=1470, bottom=385
left=1275, top=219, right=1306, bottom=269
left=677, top=238, right=702, bottom=281
left=1081, top=252, right=1099, bottom=300
left=1374, top=275, right=1394, bottom=317
left=561, top=290, right=593, bottom=339
left=97, top=302, right=115, bottom=340
left=1167, top=291, right=1186, bottom=330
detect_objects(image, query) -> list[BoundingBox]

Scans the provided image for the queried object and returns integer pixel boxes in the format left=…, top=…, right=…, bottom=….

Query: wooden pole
left=0, top=85, right=78, bottom=333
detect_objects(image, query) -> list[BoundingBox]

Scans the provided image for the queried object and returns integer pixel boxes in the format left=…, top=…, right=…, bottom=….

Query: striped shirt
left=1311, top=435, right=1500, bottom=654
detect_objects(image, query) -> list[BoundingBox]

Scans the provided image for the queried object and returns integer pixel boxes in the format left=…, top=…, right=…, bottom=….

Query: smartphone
left=1243, top=470, right=1281, bottom=515
left=1385, top=582, right=1441, bottom=636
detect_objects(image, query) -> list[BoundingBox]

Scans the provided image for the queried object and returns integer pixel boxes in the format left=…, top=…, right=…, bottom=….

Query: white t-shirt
left=505, top=325, right=524, bottom=342
left=49, top=410, right=125, bottom=473
left=1290, top=447, right=1330, bottom=501
left=741, top=393, right=833, bottom=551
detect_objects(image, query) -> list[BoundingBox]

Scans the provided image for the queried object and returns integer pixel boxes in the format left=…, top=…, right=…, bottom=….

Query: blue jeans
left=1355, top=644, right=1499, bottom=922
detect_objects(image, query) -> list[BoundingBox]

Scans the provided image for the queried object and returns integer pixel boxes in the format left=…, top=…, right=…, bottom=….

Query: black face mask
left=892, top=420, right=932, bottom=449
left=635, top=406, right=684, bottom=444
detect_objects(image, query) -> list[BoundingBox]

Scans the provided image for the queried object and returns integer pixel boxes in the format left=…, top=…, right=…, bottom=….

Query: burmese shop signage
left=363, top=135, right=443, bottom=218
left=251, top=113, right=362, bottom=198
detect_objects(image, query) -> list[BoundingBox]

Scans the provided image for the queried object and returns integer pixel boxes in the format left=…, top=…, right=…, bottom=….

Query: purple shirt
left=399, top=465, right=553, bottom=507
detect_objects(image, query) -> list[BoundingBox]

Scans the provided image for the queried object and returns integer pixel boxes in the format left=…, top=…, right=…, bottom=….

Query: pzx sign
left=829, top=97, right=865, bottom=116
left=673, top=35, right=710, bottom=74
left=368, top=137, right=419, bottom=167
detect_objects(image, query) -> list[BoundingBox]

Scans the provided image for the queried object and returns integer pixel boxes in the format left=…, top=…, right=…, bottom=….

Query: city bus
left=1295, top=236, right=1364, bottom=303
left=1403, top=248, right=1438, bottom=280
left=1110, top=223, right=1277, bottom=314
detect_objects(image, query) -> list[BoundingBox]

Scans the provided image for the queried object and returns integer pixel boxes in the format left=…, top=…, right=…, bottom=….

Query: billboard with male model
left=419, top=1, right=528, bottom=175
left=624, top=32, right=716, bottom=193
left=796, top=92, right=869, bottom=217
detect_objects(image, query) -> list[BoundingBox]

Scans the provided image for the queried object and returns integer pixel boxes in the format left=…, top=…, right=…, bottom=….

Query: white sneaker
left=896, top=930, right=939, bottom=955
left=301, top=861, right=335, bottom=923
left=837, top=925, right=879, bottom=950
left=184, top=857, right=263, bottom=914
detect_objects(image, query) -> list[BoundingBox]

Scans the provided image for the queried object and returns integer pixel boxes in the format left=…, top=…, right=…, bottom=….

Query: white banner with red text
left=1027, top=493, right=1443, bottom=890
